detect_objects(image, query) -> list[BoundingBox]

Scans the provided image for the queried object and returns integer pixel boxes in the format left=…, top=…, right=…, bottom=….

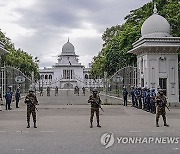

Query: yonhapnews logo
left=100, top=132, right=115, bottom=148
left=101, top=132, right=180, bottom=149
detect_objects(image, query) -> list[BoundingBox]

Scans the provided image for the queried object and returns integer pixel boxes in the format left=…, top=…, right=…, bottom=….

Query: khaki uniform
left=155, top=94, right=168, bottom=127
left=88, top=94, right=101, bottom=126
left=25, top=94, right=38, bottom=123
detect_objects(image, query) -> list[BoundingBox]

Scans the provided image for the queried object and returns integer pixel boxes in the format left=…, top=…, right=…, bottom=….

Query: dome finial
left=153, top=3, right=158, bottom=14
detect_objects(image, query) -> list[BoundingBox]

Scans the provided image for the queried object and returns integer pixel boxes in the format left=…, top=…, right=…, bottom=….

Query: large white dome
left=141, top=12, right=171, bottom=37
left=62, top=40, right=75, bottom=53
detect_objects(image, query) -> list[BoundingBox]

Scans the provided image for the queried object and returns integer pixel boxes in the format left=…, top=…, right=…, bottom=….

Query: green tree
left=0, top=30, right=39, bottom=79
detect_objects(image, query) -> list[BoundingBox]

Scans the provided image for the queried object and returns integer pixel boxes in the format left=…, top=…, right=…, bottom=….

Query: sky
left=0, top=0, right=151, bottom=68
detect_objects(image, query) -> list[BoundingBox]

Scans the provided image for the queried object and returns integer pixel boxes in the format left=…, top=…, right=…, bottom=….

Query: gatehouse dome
left=141, top=4, right=171, bottom=37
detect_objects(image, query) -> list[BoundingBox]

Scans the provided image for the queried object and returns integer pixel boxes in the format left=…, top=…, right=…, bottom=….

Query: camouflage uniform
left=25, top=92, right=38, bottom=128
left=88, top=90, right=101, bottom=128
left=155, top=92, right=169, bottom=127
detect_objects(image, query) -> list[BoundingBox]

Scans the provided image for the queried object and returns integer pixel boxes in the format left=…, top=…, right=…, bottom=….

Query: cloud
left=0, top=0, right=151, bottom=68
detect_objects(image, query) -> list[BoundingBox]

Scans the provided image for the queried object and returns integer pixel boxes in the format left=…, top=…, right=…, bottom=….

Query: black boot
left=34, top=122, right=37, bottom=128
left=163, top=116, right=169, bottom=127
left=97, top=120, right=101, bottom=128
left=27, top=122, right=30, bottom=128
left=90, top=122, right=93, bottom=128
left=156, top=118, right=159, bottom=127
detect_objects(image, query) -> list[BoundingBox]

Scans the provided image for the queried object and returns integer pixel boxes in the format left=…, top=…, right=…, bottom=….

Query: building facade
left=39, top=39, right=103, bottom=89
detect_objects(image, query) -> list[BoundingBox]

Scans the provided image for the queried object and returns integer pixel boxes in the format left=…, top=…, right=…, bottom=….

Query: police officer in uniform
left=15, top=88, right=20, bottom=108
left=88, top=88, right=101, bottom=128
left=5, top=87, right=12, bottom=110
left=24, top=88, right=38, bottom=128
left=150, top=89, right=156, bottom=114
left=155, top=89, right=169, bottom=127
left=130, top=86, right=135, bottom=107
left=123, top=86, right=128, bottom=106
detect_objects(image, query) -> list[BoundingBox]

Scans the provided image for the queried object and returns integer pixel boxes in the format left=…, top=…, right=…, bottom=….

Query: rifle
left=97, top=103, right=104, bottom=112
left=92, top=97, right=104, bottom=112
left=26, top=96, right=39, bottom=112
left=165, top=104, right=170, bottom=111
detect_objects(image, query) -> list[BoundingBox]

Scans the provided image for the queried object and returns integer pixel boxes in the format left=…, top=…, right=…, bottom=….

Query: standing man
left=47, top=86, right=50, bottom=96
left=24, top=88, right=38, bottom=128
left=150, top=89, right=156, bottom=114
left=135, top=87, right=142, bottom=109
left=40, top=87, right=43, bottom=96
left=15, top=88, right=20, bottom=108
left=5, top=87, right=12, bottom=110
left=155, top=89, right=169, bottom=127
left=82, top=87, right=85, bottom=96
left=77, top=86, right=79, bottom=96
left=55, top=86, right=58, bottom=96
left=88, top=88, right=102, bottom=128
left=123, top=86, right=128, bottom=106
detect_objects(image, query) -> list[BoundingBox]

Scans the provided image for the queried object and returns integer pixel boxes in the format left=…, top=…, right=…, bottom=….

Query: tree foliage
left=0, top=30, right=39, bottom=79
left=90, top=0, right=180, bottom=77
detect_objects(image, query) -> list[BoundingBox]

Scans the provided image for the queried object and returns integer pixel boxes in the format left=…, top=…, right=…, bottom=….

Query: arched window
left=49, top=75, right=52, bottom=80
left=85, top=74, right=89, bottom=79
left=41, top=75, right=44, bottom=79
left=45, top=74, right=48, bottom=80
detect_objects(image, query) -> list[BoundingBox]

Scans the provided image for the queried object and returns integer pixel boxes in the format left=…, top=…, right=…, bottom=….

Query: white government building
left=129, top=4, right=180, bottom=104
left=39, top=39, right=103, bottom=89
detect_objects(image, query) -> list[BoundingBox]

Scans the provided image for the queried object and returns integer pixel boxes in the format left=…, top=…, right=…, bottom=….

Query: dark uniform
left=5, top=88, right=12, bottom=110
left=123, top=87, right=128, bottom=106
left=135, top=87, right=142, bottom=109
left=150, top=89, right=156, bottom=114
left=88, top=88, right=101, bottom=128
left=55, top=86, right=58, bottom=96
left=24, top=89, right=38, bottom=128
left=82, top=87, right=85, bottom=96
left=40, top=87, right=43, bottom=96
left=47, top=86, right=50, bottom=96
left=155, top=89, right=169, bottom=127
left=15, top=88, right=20, bottom=108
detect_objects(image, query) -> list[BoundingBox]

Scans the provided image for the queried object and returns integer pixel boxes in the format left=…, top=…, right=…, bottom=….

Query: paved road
left=0, top=90, right=180, bottom=154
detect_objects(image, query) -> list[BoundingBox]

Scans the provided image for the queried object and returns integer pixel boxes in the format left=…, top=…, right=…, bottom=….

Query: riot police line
left=123, top=86, right=159, bottom=114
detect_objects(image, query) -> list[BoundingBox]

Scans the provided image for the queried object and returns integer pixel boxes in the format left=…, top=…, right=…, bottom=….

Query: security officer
left=123, top=86, right=128, bottom=106
left=130, top=86, right=135, bottom=107
left=40, top=87, right=43, bottom=96
left=150, top=89, right=156, bottom=114
left=5, top=87, right=12, bottom=110
left=47, top=86, right=50, bottom=96
left=136, top=87, right=142, bottom=109
left=15, top=88, right=20, bottom=108
left=24, top=88, right=38, bottom=128
left=55, top=86, right=58, bottom=96
left=146, top=88, right=151, bottom=112
left=155, top=89, right=169, bottom=127
left=88, top=88, right=101, bottom=128
left=142, top=87, right=147, bottom=110
left=82, top=87, right=85, bottom=96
